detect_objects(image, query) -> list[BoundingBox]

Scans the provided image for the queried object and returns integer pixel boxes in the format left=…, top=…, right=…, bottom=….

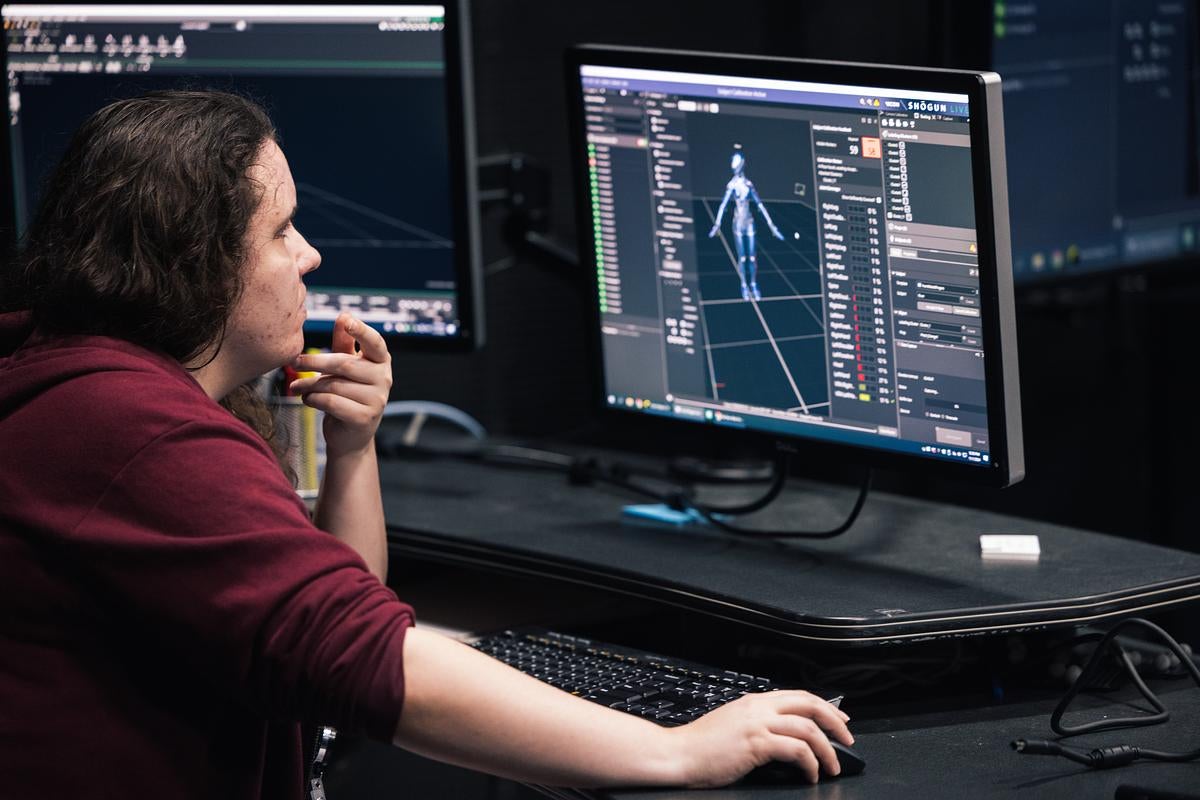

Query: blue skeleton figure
left=707, top=148, right=784, bottom=301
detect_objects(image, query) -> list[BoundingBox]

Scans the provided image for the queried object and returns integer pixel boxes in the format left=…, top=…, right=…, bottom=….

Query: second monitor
left=568, top=47, right=1023, bottom=487
left=2, top=2, right=482, bottom=347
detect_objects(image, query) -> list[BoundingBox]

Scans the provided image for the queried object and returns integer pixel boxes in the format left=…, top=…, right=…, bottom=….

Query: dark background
left=381, top=0, right=1198, bottom=555
left=1, top=0, right=1194, bottom=548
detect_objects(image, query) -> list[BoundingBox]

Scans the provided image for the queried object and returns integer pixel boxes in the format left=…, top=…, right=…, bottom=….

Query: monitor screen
left=1, top=2, right=482, bottom=345
left=993, top=0, right=1200, bottom=282
left=568, top=48, right=1023, bottom=486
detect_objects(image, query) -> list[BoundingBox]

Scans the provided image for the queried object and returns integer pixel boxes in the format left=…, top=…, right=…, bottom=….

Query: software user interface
left=995, top=0, right=1200, bottom=280
left=580, top=64, right=992, bottom=466
left=4, top=4, right=461, bottom=337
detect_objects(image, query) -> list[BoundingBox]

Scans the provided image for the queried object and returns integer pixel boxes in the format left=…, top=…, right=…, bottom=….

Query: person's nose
left=294, top=227, right=321, bottom=275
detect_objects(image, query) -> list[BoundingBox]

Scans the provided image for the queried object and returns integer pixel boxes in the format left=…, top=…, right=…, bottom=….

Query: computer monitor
left=991, top=0, right=1200, bottom=283
left=567, top=46, right=1024, bottom=488
left=1, top=2, right=482, bottom=347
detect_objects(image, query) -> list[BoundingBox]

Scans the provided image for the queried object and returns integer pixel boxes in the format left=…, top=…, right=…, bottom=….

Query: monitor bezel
left=0, top=1, right=484, bottom=351
left=566, top=44, right=1024, bottom=487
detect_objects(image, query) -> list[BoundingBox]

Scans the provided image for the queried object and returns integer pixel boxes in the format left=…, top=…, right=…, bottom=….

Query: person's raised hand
left=289, top=312, right=392, bottom=458
left=668, top=690, right=853, bottom=787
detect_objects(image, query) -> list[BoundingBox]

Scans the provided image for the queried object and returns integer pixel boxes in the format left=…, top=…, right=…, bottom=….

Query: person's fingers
left=826, top=700, right=851, bottom=723
left=299, top=391, right=377, bottom=426
left=290, top=375, right=381, bottom=407
left=292, top=352, right=385, bottom=383
left=766, top=735, right=820, bottom=784
left=334, top=312, right=389, bottom=364
left=767, top=715, right=840, bottom=777
left=769, top=692, right=854, bottom=745
left=331, top=312, right=357, bottom=356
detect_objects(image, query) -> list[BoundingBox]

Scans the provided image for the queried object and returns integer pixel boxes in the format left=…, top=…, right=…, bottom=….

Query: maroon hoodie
left=0, top=311, right=414, bottom=799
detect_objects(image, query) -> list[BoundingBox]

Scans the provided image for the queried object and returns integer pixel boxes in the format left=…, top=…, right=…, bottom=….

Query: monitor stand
left=667, top=456, right=774, bottom=484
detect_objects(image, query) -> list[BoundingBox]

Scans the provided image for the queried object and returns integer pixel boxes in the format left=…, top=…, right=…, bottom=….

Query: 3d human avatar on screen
left=707, top=146, right=784, bottom=301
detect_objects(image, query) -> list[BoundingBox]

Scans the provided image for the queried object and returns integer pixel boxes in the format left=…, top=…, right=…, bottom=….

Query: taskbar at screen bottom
left=605, top=394, right=992, bottom=468
left=305, top=288, right=459, bottom=337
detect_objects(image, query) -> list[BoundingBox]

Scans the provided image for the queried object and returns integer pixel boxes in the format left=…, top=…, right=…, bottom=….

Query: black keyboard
left=471, top=627, right=788, bottom=727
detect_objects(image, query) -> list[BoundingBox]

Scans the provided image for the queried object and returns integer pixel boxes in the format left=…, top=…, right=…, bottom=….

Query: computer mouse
left=830, top=741, right=867, bottom=776
left=742, top=740, right=866, bottom=783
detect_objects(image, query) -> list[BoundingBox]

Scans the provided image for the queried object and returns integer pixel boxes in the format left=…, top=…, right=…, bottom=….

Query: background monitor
left=992, top=0, right=1200, bottom=283
left=1, top=2, right=483, bottom=347
left=568, top=46, right=1024, bottom=487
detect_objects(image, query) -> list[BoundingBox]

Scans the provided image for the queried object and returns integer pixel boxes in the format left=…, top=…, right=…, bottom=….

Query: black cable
left=1012, top=617, right=1200, bottom=769
left=1052, top=644, right=1169, bottom=736
left=685, top=465, right=872, bottom=540
left=1050, top=619, right=1188, bottom=737
left=688, top=452, right=788, bottom=516
left=1011, top=739, right=1139, bottom=768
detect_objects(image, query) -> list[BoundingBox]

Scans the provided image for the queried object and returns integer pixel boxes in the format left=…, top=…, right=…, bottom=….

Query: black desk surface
left=328, top=682, right=1200, bottom=800
left=533, top=683, right=1200, bottom=799
left=380, top=455, right=1200, bottom=644
left=373, top=454, right=1200, bottom=798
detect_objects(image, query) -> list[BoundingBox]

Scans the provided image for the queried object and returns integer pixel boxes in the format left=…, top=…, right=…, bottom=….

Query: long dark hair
left=9, top=90, right=294, bottom=477
left=13, top=90, right=276, bottom=363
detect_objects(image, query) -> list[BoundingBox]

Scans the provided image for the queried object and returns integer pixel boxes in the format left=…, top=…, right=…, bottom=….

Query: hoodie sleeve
left=72, top=414, right=413, bottom=741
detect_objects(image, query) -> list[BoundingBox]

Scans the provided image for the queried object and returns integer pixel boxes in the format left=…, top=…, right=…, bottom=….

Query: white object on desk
left=980, top=533, right=1041, bottom=561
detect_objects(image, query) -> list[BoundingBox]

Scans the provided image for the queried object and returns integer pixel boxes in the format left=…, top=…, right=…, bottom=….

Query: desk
left=537, top=684, right=1200, bottom=799
left=330, top=685, right=1200, bottom=799
left=373, top=453, right=1200, bottom=798
left=380, top=454, right=1200, bottom=644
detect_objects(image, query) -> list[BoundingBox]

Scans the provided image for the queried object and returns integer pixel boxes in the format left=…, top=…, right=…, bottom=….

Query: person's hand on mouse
left=670, top=690, right=854, bottom=786
left=289, top=312, right=392, bottom=458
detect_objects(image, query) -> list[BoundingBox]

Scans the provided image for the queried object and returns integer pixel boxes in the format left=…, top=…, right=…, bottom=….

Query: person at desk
left=0, top=90, right=853, bottom=797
